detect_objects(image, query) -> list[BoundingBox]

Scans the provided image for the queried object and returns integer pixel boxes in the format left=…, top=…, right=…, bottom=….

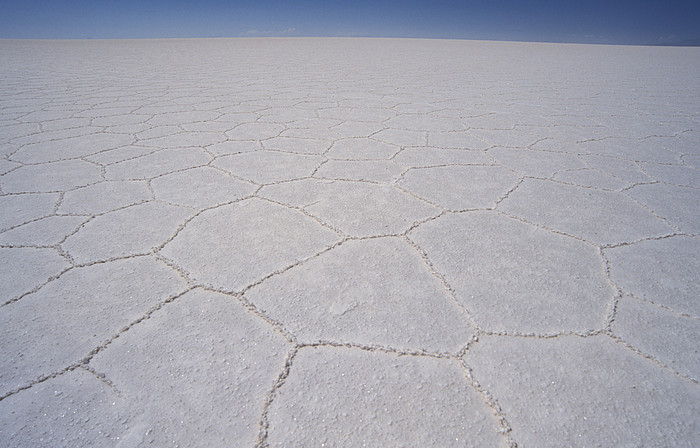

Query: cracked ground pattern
left=0, top=38, right=698, bottom=447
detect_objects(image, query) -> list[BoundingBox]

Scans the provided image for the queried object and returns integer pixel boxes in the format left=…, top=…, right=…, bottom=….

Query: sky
left=0, top=0, right=698, bottom=45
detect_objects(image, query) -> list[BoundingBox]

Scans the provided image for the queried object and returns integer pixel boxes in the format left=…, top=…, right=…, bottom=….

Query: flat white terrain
left=0, top=38, right=698, bottom=447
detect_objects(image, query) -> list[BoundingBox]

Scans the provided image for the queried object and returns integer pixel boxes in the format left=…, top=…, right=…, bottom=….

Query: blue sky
left=0, top=0, right=698, bottom=45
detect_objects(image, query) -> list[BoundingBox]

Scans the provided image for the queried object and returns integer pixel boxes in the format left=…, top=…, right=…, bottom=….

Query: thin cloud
left=240, top=28, right=296, bottom=37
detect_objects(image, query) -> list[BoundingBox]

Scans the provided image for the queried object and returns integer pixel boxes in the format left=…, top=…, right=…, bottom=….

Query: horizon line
left=1, top=36, right=699, bottom=48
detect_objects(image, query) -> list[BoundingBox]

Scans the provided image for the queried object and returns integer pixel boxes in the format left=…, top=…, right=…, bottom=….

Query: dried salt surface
left=266, top=347, right=505, bottom=447
left=464, top=335, right=700, bottom=448
left=0, top=38, right=698, bottom=447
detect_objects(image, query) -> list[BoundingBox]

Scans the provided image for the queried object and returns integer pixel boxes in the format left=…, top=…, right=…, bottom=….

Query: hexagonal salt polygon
left=246, top=237, right=475, bottom=352
left=410, top=211, right=613, bottom=333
